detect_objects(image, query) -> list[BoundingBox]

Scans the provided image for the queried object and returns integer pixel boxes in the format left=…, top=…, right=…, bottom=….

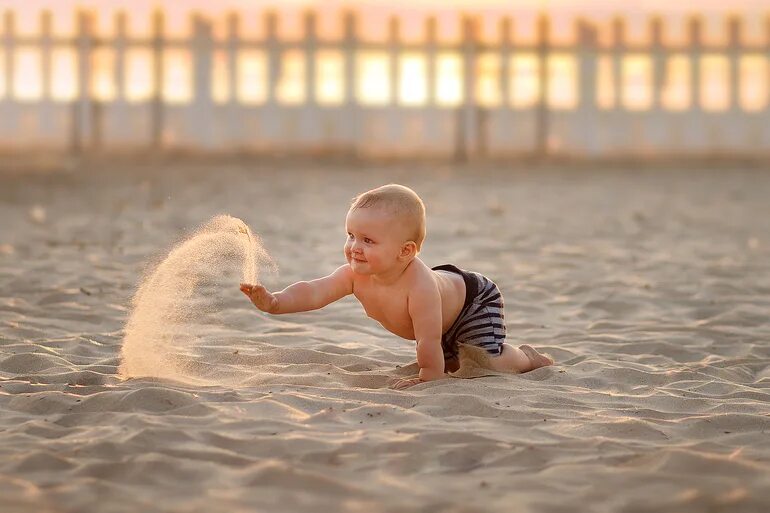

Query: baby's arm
left=240, top=265, right=353, bottom=314
left=407, top=280, right=447, bottom=383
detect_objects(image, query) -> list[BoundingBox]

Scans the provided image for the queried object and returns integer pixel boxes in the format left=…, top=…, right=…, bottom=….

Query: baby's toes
left=519, top=344, right=554, bottom=369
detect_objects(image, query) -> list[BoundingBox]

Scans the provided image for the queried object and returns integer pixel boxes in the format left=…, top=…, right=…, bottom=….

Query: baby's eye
left=347, top=233, right=354, bottom=240
left=363, top=238, right=374, bottom=244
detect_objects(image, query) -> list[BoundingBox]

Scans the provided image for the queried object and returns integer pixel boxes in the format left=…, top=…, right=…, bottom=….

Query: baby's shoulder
left=403, top=259, right=440, bottom=290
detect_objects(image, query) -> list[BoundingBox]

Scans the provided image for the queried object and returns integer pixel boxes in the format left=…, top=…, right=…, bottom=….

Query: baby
left=240, top=184, right=553, bottom=389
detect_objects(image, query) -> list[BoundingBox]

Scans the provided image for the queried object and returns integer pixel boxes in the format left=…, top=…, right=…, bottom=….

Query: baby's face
left=344, top=207, right=407, bottom=275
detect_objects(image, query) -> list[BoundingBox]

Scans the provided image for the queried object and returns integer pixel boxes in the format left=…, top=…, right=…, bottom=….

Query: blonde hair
left=350, top=184, right=426, bottom=250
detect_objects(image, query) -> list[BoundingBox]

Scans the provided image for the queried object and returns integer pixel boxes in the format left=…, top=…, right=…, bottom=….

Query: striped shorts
left=432, top=264, right=506, bottom=359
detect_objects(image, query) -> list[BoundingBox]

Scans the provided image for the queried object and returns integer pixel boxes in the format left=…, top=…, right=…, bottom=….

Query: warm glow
left=276, top=50, right=306, bottom=105
left=91, top=48, right=116, bottom=101
left=510, top=53, right=539, bottom=108
left=50, top=10, right=76, bottom=37
left=475, top=53, right=501, bottom=107
left=316, top=50, right=345, bottom=105
left=661, top=54, right=690, bottom=111
left=701, top=54, right=729, bottom=111
left=14, top=48, right=42, bottom=101
left=596, top=55, right=615, bottom=109
left=357, top=51, right=390, bottom=105
left=211, top=50, right=230, bottom=104
left=0, top=5, right=767, bottom=112
left=622, top=54, right=652, bottom=111
left=125, top=49, right=154, bottom=102
left=125, top=10, right=154, bottom=38
left=51, top=48, right=78, bottom=101
left=237, top=50, right=267, bottom=105
left=90, top=9, right=120, bottom=38
left=548, top=54, right=577, bottom=109
left=162, top=49, right=192, bottom=104
left=398, top=53, right=427, bottom=106
left=0, top=51, right=6, bottom=100
left=435, top=53, right=462, bottom=106
left=740, top=55, right=768, bottom=111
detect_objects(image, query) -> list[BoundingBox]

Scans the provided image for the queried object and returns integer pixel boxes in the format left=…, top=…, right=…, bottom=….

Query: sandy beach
left=1, top=161, right=769, bottom=512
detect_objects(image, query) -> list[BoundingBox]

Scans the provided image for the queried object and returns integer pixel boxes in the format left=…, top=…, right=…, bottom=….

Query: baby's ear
left=400, top=241, right=418, bottom=259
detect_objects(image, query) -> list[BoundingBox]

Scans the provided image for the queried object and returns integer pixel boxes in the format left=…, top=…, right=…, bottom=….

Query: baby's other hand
left=391, top=377, right=423, bottom=390
left=240, top=283, right=278, bottom=313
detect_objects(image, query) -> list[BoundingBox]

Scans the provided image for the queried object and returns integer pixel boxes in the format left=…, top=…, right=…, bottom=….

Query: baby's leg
left=489, top=343, right=553, bottom=373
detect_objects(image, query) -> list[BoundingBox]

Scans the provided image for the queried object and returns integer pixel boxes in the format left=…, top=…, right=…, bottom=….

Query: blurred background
left=0, top=0, right=768, bottom=161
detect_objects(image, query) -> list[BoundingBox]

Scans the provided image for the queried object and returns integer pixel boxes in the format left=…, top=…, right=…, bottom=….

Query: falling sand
left=119, top=215, right=275, bottom=384
left=118, top=214, right=500, bottom=387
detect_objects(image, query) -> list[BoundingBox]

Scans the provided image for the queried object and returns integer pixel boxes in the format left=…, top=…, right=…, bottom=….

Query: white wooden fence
left=1, top=9, right=769, bottom=159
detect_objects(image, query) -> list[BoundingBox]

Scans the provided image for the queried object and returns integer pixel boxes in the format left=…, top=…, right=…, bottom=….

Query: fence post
left=688, top=16, right=703, bottom=112
left=303, top=10, right=318, bottom=148
left=423, top=16, right=439, bottom=153
left=73, top=10, right=93, bottom=153
left=726, top=15, right=745, bottom=150
left=388, top=16, right=400, bottom=105
left=342, top=10, right=358, bottom=156
left=425, top=17, right=437, bottom=108
left=150, top=9, right=165, bottom=150
left=766, top=14, right=770, bottom=152
left=90, top=14, right=105, bottom=150
left=497, top=16, right=513, bottom=157
left=225, top=11, right=239, bottom=148
left=1, top=11, right=15, bottom=145
left=264, top=10, right=280, bottom=145
left=456, top=14, right=479, bottom=162
left=265, top=11, right=279, bottom=105
left=611, top=17, right=625, bottom=106
left=610, top=16, right=625, bottom=153
left=535, top=13, right=550, bottom=157
left=191, top=13, right=214, bottom=148
left=650, top=16, right=665, bottom=111
left=649, top=16, right=667, bottom=153
left=110, top=11, right=127, bottom=147
left=500, top=17, right=512, bottom=108
left=40, top=11, right=52, bottom=100
left=304, top=10, right=316, bottom=107
left=39, top=10, right=54, bottom=144
left=388, top=15, right=401, bottom=149
left=727, top=15, right=742, bottom=112
left=577, top=18, right=598, bottom=156
left=2, top=11, right=11, bottom=102
left=687, top=15, right=704, bottom=152
left=226, top=11, right=238, bottom=104
left=115, top=12, right=126, bottom=102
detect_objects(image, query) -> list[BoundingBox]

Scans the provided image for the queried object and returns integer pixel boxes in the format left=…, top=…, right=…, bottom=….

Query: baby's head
left=344, top=184, right=426, bottom=274
left=350, top=184, right=426, bottom=248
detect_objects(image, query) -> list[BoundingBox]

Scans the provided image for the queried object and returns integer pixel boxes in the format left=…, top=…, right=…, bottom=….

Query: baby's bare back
left=352, top=259, right=466, bottom=340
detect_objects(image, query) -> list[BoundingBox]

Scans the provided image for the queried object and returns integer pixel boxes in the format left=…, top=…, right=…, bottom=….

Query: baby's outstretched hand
left=240, top=283, right=278, bottom=313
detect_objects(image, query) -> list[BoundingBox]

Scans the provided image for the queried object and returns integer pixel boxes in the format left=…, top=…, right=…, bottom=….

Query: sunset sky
left=4, top=0, right=769, bottom=42
left=11, top=0, right=770, bottom=11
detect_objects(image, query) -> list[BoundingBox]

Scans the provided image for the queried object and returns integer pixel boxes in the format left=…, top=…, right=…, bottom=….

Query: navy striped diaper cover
left=432, top=264, right=506, bottom=359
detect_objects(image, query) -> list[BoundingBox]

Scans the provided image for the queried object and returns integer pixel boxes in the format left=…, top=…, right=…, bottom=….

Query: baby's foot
left=519, top=344, right=554, bottom=371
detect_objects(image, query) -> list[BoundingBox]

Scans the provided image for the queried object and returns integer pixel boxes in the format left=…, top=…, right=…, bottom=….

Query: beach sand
left=1, top=162, right=769, bottom=512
